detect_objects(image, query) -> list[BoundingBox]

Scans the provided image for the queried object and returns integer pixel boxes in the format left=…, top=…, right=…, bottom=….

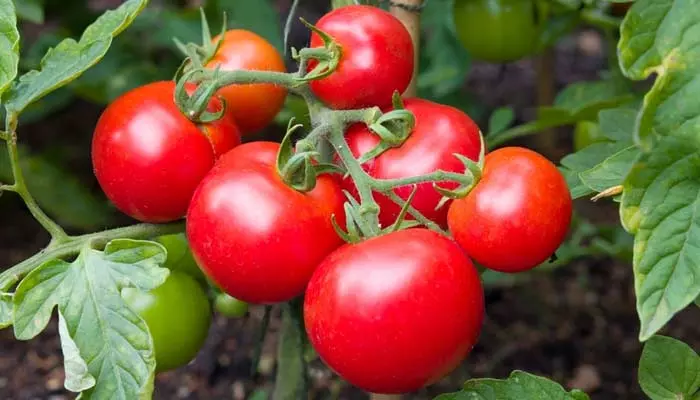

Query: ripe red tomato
left=308, top=5, right=414, bottom=109
left=304, top=229, right=484, bottom=394
left=447, top=147, right=572, bottom=273
left=92, top=81, right=241, bottom=223
left=186, top=142, right=345, bottom=304
left=342, top=98, right=482, bottom=228
left=206, top=30, right=287, bottom=134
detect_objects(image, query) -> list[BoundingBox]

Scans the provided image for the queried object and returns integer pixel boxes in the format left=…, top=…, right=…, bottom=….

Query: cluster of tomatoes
left=91, top=4, right=572, bottom=394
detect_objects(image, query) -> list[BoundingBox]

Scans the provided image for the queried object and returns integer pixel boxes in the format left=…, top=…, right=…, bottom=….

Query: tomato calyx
left=433, top=137, right=486, bottom=208
left=174, top=9, right=226, bottom=70
left=292, top=18, right=343, bottom=82
left=174, top=69, right=227, bottom=124
left=358, top=93, right=416, bottom=164
left=275, top=119, right=335, bottom=192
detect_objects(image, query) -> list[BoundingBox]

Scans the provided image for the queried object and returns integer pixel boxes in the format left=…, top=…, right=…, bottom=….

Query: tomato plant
left=186, top=141, right=346, bottom=304
left=154, top=233, right=206, bottom=284
left=342, top=98, right=482, bottom=228
left=308, top=5, right=414, bottom=109
left=92, top=81, right=241, bottom=223
left=573, top=120, right=608, bottom=150
left=453, top=0, right=539, bottom=63
left=304, top=229, right=484, bottom=394
left=206, top=29, right=287, bottom=134
left=448, top=147, right=572, bottom=273
left=214, top=293, right=249, bottom=318
left=121, top=271, right=211, bottom=372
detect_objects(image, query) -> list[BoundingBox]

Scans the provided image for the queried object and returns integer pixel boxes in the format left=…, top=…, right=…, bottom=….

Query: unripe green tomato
left=573, top=121, right=609, bottom=151
left=214, top=293, right=249, bottom=318
left=122, top=271, right=211, bottom=372
left=154, top=233, right=206, bottom=284
left=453, top=0, right=539, bottom=63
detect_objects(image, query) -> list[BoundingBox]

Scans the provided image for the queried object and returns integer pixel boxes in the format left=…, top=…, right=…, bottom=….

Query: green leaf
left=618, top=0, right=700, bottom=149
left=488, top=107, right=516, bottom=134
left=638, top=335, right=700, bottom=400
left=58, top=313, right=95, bottom=392
left=211, top=0, right=282, bottom=52
left=15, top=0, right=44, bottom=24
left=560, top=141, right=631, bottom=199
left=597, top=106, right=638, bottom=142
left=13, top=239, right=168, bottom=399
left=0, top=143, right=117, bottom=230
left=436, top=370, right=590, bottom=400
left=0, top=292, right=12, bottom=329
left=620, top=136, right=700, bottom=341
left=0, top=0, right=20, bottom=101
left=550, top=79, right=634, bottom=121
left=273, top=300, right=308, bottom=400
left=579, top=145, right=638, bottom=192
left=4, top=0, right=148, bottom=117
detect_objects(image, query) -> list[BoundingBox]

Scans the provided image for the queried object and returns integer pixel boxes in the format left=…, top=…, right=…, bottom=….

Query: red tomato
left=186, top=142, right=346, bottom=304
left=342, top=98, right=482, bottom=228
left=92, top=81, right=241, bottom=223
left=206, top=30, right=287, bottom=134
left=308, top=5, right=414, bottom=109
left=448, top=147, right=572, bottom=273
left=304, top=229, right=484, bottom=394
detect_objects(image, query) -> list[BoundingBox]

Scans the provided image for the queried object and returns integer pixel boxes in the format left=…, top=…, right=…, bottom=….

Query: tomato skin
left=186, top=142, right=346, bottom=304
left=122, top=271, right=211, bottom=373
left=304, top=229, right=484, bottom=394
left=309, top=5, right=414, bottom=109
left=92, top=81, right=241, bottom=223
left=214, top=293, right=249, bottom=318
left=206, top=30, right=287, bottom=134
left=453, top=0, right=539, bottom=63
left=342, top=98, right=482, bottom=228
left=448, top=147, right=572, bottom=273
left=154, top=233, right=207, bottom=285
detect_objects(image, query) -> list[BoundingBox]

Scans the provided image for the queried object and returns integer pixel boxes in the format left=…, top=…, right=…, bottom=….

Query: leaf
left=4, top=0, right=148, bottom=117
left=488, top=107, right=515, bottom=134
left=549, top=79, right=634, bottom=121
left=58, top=313, right=95, bottom=392
left=0, top=292, right=12, bottom=329
left=435, top=370, right=590, bottom=400
left=560, top=141, right=632, bottom=199
left=598, top=107, right=638, bottom=142
left=620, top=136, right=700, bottom=341
left=579, top=145, right=639, bottom=192
left=273, top=300, right=308, bottom=400
left=211, top=0, right=282, bottom=52
left=15, top=0, right=44, bottom=24
left=13, top=239, right=168, bottom=399
left=0, top=0, right=20, bottom=100
left=0, top=142, right=117, bottom=230
left=618, top=0, right=700, bottom=149
left=638, top=335, right=700, bottom=400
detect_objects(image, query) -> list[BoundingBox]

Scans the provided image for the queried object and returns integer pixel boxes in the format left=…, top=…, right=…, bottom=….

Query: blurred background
left=0, top=0, right=698, bottom=399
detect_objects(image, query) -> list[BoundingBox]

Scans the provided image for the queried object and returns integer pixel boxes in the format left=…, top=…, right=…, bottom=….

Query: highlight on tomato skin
left=91, top=81, right=241, bottom=223
left=308, top=4, right=415, bottom=109
left=447, top=146, right=573, bottom=273
left=206, top=29, right=287, bottom=135
left=185, top=141, right=346, bottom=305
left=303, top=228, right=485, bottom=394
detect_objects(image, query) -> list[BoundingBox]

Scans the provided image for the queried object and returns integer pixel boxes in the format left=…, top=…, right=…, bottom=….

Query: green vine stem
left=0, top=221, right=185, bottom=292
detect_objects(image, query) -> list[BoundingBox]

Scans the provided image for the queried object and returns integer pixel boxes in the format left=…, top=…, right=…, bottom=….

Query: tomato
left=206, top=30, right=287, bottom=134
left=154, top=233, right=207, bottom=284
left=304, top=229, right=484, bottom=394
left=214, top=293, right=249, bottom=318
left=453, top=0, right=539, bottom=63
left=341, top=98, right=482, bottom=228
left=308, top=5, right=414, bottom=109
left=573, top=120, right=608, bottom=151
left=92, top=81, right=241, bottom=223
left=122, top=271, right=211, bottom=372
left=186, top=141, right=346, bottom=304
left=447, top=147, right=572, bottom=273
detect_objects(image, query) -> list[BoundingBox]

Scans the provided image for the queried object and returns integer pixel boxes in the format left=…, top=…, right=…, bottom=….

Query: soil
left=1, top=14, right=699, bottom=400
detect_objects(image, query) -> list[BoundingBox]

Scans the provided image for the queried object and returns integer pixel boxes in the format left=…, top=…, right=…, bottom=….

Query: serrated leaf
left=4, top=0, right=148, bottom=116
left=620, top=136, right=700, bottom=341
left=598, top=107, right=638, bottom=142
left=58, top=312, right=95, bottom=392
left=13, top=239, right=168, bottom=399
left=435, top=370, right=590, bottom=400
left=0, top=0, right=20, bottom=100
left=488, top=107, right=515, bottom=134
left=15, top=0, right=44, bottom=24
left=0, top=292, right=12, bottom=329
left=618, top=0, right=700, bottom=149
left=273, top=300, right=308, bottom=400
left=579, top=145, right=638, bottom=192
left=638, top=335, right=700, bottom=400
left=560, top=141, right=632, bottom=199
left=549, top=79, right=634, bottom=121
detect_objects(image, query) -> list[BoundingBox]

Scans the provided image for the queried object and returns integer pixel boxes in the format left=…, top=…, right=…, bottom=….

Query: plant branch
left=0, top=221, right=185, bottom=291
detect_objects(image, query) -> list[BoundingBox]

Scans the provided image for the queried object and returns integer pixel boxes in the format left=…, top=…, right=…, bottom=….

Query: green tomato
left=155, top=233, right=206, bottom=284
left=453, top=0, right=540, bottom=63
left=573, top=121, right=609, bottom=151
left=122, top=271, right=211, bottom=372
left=214, top=293, right=249, bottom=318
